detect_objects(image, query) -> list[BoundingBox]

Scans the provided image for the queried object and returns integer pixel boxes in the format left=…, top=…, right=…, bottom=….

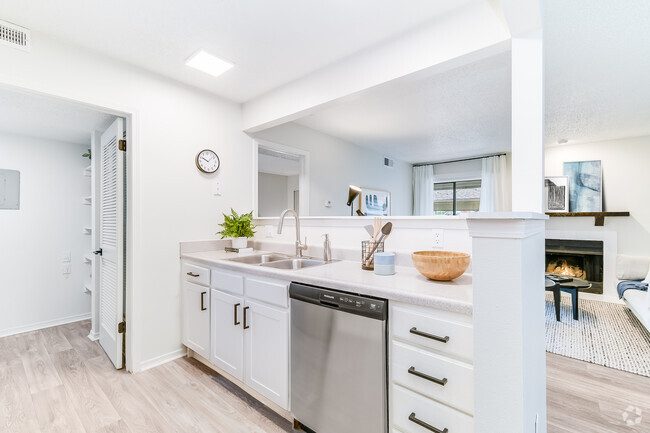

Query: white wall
left=545, top=135, right=650, bottom=257
left=0, top=33, right=252, bottom=370
left=0, top=133, right=91, bottom=336
left=258, top=172, right=289, bottom=217
left=254, top=122, right=413, bottom=216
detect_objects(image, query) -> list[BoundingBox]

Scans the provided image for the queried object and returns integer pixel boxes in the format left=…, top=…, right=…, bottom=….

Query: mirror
left=253, top=49, right=512, bottom=217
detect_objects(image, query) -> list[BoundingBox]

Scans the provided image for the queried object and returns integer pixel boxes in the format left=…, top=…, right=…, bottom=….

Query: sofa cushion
left=616, top=255, right=650, bottom=280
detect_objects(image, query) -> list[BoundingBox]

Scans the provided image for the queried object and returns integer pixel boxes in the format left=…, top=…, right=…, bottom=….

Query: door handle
left=409, top=413, right=448, bottom=433
left=93, top=249, right=103, bottom=256
left=200, top=292, right=207, bottom=311
left=243, top=306, right=250, bottom=329
left=234, top=303, right=241, bottom=326
left=408, top=366, right=447, bottom=386
left=187, top=272, right=200, bottom=277
left=410, top=327, right=449, bottom=343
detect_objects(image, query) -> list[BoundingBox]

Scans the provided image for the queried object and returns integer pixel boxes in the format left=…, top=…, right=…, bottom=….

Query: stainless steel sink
left=227, top=253, right=291, bottom=265
left=260, top=258, right=328, bottom=270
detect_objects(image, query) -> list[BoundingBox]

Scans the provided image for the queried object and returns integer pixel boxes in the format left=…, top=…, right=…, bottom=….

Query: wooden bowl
left=412, top=251, right=470, bottom=281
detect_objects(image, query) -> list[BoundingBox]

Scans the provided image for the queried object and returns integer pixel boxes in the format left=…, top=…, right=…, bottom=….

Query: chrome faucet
left=277, top=209, right=307, bottom=257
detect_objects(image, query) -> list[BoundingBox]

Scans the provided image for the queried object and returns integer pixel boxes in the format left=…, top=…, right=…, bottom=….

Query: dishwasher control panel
left=320, top=292, right=384, bottom=313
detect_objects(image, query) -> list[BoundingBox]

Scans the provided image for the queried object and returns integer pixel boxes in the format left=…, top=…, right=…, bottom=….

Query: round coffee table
left=545, top=274, right=592, bottom=321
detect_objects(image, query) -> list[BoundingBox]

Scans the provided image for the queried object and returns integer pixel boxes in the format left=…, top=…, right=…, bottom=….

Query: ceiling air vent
left=383, top=157, right=394, bottom=168
left=0, top=20, right=30, bottom=52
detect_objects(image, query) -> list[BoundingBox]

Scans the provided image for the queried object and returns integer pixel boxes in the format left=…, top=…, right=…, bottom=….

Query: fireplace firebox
left=545, top=239, right=604, bottom=294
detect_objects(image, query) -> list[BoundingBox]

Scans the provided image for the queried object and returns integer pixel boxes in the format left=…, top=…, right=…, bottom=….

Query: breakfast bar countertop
left=180, top=249, right=473, bottom=315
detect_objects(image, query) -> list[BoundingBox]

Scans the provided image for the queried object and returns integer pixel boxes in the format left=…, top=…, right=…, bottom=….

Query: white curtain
left=479, top=155, right=508, bottom=212
left=413, top=165, right=435, bottom=216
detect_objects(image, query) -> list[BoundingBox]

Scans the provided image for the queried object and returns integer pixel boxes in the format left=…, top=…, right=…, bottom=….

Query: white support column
left=511, top=32, right=544, bottom=212
left=468, top=213, right=548, bottom=433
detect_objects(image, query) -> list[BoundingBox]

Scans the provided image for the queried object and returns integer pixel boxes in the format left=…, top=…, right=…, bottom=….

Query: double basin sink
left=227, top=253, right=332, bottom=270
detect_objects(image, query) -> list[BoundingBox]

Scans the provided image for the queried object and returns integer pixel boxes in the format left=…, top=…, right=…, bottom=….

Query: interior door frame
left=0, top=83, right=139, bottom=372
left=252, top=138, right=310, bottom=218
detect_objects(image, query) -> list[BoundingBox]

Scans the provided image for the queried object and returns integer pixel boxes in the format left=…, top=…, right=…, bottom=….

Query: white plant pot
left=231, top=237, right=248, bottom=249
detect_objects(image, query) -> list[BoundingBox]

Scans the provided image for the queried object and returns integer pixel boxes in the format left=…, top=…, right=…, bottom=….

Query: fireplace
left=545, top=239, right=604, bottom=294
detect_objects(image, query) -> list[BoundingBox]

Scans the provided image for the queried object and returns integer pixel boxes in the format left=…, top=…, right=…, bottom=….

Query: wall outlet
left=265, top=224, right=274, bottom=238
left=62, top=251, right=71, bottom=262
left=432, top=229, right=444, bottom=248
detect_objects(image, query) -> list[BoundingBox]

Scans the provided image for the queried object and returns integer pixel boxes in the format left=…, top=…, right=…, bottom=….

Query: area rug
left=545, top=293, right=650, bottom=377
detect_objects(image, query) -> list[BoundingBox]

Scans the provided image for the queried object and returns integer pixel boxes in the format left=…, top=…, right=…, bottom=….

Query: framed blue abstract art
left=563, top=160, right=602, bottom=212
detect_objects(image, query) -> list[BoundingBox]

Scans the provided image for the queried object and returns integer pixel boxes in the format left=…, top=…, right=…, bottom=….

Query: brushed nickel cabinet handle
left=187, top=272, right=200, bottom=277
left=409, top=412, right=448, bottom=433
left=234, top=303, right=241, bottom=326
left=200, top=292, right=207, bottom=311
left=408, top=366, right=447, bottom=386
left=410, top=327, right=449, bottom=343
left=243, top=306, right=250, bottom=330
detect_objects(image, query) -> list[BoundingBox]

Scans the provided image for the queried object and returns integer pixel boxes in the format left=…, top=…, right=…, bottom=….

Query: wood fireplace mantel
left=546, top=211, right=630, bottom=226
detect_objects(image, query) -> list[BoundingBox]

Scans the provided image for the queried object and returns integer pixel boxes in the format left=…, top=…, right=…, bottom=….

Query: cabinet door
left=244, top=299, right=289, bottom=409
left=182, top=281, right=210, bottom=359
left=211, top=289, right=244, bottom=381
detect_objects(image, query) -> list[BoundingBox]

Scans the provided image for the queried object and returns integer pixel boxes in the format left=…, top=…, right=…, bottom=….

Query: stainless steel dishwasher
left=290, top=282, right=387, bottom=433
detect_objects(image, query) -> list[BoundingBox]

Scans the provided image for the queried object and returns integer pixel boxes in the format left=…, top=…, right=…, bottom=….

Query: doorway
left=0, top=86, right=130, bottom=369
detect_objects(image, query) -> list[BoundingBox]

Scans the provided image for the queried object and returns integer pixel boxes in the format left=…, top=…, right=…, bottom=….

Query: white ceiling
left=0, top=0, right=472, bottom=103
left=289, top=0, right=650, bottom=163
left=295, top=52, right=512, bottom=164
left=544, top=0, right=650, bottom=146
left=0, top=87, right=116, bottom=144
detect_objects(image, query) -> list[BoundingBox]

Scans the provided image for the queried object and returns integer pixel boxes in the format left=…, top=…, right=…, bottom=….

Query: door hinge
left=118, top=321, right=126, bottom=333
left=118, top=140, right=127, bottom=152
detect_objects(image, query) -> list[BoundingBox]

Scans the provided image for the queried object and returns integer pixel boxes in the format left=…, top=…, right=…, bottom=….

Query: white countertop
left=180, top=250, right=473, bottom=315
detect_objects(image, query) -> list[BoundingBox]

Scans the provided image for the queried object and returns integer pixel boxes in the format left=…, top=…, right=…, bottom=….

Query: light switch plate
left=61, top=264, right=71, bottom=274
left=212, top=180, right=222, bottom=196
left=265, top=225, right=274, bottom=238
left=62, top=251, right=71, bottom=262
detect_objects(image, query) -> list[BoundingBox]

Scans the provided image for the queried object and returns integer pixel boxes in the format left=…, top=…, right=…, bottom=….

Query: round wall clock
left=195, top=149, right=220, bottom=174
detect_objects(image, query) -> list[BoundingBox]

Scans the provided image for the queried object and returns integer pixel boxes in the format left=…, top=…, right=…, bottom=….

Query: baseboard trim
left=0, top=313, right=92, bottom=339
left=138, top=348, right=187, bottom=372
left=87, top=330, right=100, bottom=341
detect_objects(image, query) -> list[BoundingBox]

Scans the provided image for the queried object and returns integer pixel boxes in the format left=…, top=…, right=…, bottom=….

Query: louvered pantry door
left=99, top=118, right=125, bottom=369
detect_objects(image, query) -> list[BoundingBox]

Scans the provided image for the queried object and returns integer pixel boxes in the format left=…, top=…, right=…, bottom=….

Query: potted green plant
left=217, top=209, right=256, bottom=249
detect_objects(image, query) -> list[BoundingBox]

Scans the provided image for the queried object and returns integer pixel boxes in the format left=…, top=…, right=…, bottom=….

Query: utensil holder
left=362, top=241, right=384, bottom=270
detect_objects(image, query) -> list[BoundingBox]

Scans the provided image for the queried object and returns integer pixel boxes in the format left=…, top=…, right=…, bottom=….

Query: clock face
left=196, top=149, right=220, bottom=174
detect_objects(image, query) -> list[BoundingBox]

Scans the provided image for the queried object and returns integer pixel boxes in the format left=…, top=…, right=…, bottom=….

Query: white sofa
left=616, top=255, right=650, bottom=332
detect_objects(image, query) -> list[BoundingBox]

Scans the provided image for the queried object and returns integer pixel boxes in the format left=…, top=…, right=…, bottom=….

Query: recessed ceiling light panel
left=185, top=50, right=233, bottom=78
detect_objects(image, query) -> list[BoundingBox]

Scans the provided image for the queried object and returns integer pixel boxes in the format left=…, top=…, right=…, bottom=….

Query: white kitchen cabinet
left=207, top=272, right=290, bottom=410
left=181, top=281, right=210, bottom=359
left=210, top=288, right=245, bottom=381
left=244, top=299, right=289, bottom=408
left=390, top=301, right=474, bottom=432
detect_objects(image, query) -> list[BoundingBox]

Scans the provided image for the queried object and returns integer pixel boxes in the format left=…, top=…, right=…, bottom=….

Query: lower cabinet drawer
left=245, top=276, right=288, bottom=308
left=392, top=341, right=474, bottom=414
left=392, top=385, right=473, bottom=433
left=391, top=304, right=473, bottom=362
left=182, top=262, right=210, bottom=286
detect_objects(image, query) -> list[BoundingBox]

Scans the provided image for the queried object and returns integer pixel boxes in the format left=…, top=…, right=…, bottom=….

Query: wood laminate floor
left=2, top=321, right=649, bottom=433
left=0, top=320, right=292, bottom=433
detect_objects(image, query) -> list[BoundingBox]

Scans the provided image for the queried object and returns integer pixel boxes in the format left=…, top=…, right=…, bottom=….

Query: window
left=434, top=179, right=481, bottom=215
